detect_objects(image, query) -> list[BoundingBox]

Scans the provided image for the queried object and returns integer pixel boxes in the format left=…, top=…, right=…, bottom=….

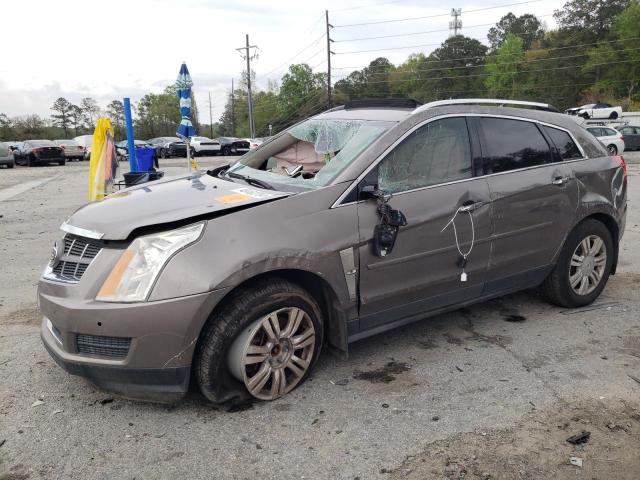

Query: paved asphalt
left=1, top=153, right=639, bottom=479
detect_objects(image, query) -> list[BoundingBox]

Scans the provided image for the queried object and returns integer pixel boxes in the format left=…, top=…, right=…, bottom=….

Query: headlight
left=96, top=222, right=205, bottom=302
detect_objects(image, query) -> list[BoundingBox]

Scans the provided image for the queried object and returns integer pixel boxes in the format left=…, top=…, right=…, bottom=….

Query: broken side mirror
left=373, top=223, right=398, bottom=257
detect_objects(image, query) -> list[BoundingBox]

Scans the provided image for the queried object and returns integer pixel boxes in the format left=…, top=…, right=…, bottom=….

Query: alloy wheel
left=228, top=307, right=316, bottom=400
left=607, top=145, right=617, bottom=155
left=569, top=234, right=607, bottom=296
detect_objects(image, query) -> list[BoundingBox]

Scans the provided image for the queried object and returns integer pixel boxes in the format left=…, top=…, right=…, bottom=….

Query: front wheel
left=195, top=278, right=323, bottom=404
left=609, top=111, right=618, bottom=119
left=581, top=112, right=590, bottom=119
left=607, top=144, right=618, bottom=156
left=540, top=219, right=613, bottom=308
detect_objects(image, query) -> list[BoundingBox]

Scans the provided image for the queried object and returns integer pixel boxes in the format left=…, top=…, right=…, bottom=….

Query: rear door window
left=604, top=128, right=618, bottom=136
left=542, top=126, right=583, bottom=160
left=479, top=117, right=552, bottom=174
left=377, top=117, right=472, bottom=193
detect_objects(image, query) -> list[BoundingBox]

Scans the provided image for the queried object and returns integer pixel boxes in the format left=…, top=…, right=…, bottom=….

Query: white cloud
left=1, top=0, right=559, bottom=124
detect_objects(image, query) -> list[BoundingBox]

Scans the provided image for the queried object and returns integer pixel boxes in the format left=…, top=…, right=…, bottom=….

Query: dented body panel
left=39, top=103, right=627, bottom=401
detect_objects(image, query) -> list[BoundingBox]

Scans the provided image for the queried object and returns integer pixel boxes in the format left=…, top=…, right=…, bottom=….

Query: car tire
left=607, top=144, right=618, bottom=155
left=581, top=112, right=590, bottom=119
left=609, top=111, right=618, bottom=119
left=58, top=159, right=66, bottom=166
left=222, top=146, right=230, bottom=156
left=195, top=277, right=324, bottom=405
left=27, top=155, right=37, bottom=167
left=540, top=219, right=614, bottom=308
left=7, top=161, right=14, bottom=169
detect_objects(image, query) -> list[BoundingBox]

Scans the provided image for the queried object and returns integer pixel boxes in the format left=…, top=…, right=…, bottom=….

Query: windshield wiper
left=225, top=171, right=275, bottom=190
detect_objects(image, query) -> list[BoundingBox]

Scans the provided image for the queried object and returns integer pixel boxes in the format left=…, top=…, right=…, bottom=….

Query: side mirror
left=360, top=184, right=388, bottom=201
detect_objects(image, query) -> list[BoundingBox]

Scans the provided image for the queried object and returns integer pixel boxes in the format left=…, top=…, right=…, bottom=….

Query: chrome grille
left=48, top=235, right=102, bottom=282
left=76, top=334, right=131, bottom=359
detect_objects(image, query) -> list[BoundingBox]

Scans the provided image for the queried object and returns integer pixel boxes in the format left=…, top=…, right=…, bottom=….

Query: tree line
left=1, top=0, right=638, bottom=143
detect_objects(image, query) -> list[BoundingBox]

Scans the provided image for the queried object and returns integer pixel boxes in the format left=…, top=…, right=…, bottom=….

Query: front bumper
left=39, top=285, right=229, bottom=401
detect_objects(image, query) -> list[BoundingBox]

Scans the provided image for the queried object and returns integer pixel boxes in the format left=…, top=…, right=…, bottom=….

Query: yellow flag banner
left=89, top=118, right=117, bottom=201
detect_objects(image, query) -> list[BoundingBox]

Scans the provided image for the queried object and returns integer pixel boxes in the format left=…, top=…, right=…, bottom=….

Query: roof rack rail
left=345, top=98, right=422, bottom=110
left=413, top=98, right=559, bottom=114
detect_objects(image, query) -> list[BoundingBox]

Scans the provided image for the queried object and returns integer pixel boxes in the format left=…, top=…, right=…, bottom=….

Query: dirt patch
left=353, top=361, right=410, bottom=384
left=416, top=338, right=438, bottom=350
left=0, top=463, right=30, bottom=480
left=390, top=398, right=640, bottom=480
left=500, top=308, right=527, bottom=323
left=443, top=333, right=464, bottom=345
left=0, top=306, right=40, bottom=326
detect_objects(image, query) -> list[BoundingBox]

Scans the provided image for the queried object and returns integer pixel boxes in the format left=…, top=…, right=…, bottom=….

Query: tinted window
left=542, top=126, right=582, bottom=160
left=378, top=117, right=472, bottom=193
left=480, top=118, right=551, bottom=173
left=604, top=128, right=618, bottom=136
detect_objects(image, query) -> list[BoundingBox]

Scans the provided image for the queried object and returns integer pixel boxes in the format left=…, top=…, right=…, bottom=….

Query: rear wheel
left=195, top=278, right=323, bottom=404
left=58, top=158, right=66, bottom=166
left=581, top=112, right=590, bottom=119
left=540, top=219, right=613, bottom=308
left=609, top=111, right=619, bottom=119
left=6, top=161, right=14, bottom=169
left=607, top=144, right=618, bottom=155
left=27, top=155, right=37, bottom=167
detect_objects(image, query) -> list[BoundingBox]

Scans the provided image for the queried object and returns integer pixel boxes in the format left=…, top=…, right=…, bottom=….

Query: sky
left=0, top=0, right=560, bottom=125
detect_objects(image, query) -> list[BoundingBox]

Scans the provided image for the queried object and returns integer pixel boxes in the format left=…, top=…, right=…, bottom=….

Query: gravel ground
left=1, top=153, right=640, bottom=480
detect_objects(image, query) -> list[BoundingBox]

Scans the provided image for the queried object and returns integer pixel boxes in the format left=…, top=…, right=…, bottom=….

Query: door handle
left=459, top=200, right=480, bottom=212
left=552, top=176, right=569, bottom=186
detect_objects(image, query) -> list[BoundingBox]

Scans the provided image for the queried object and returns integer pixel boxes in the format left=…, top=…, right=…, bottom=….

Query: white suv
left=189, top=136, right=221, bottom=157
left=586, top=126, right=625, bottom=155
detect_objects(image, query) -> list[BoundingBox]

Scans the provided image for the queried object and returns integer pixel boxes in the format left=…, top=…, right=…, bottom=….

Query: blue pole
left=123, top=97, right=138, bottom=172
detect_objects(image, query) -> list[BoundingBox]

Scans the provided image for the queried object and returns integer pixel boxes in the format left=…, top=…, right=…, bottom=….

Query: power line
left=331, top=45, right=640, bottom=80
left=333, top=0, right=544, bottom=28
left=261, top=32, right=326, bottom=79
left=331, top=35, right=640, bottom=70
left=332, top=58, right=640, bottom=86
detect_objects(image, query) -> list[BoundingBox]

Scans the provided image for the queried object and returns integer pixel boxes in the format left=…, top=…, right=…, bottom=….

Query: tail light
left=78, top=146, right=84, bottom=150
left=616, top=155, right=627, bottom=179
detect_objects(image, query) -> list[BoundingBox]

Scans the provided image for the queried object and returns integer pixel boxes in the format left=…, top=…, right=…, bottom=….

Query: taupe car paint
left=39, top=104, right=627, bottom=400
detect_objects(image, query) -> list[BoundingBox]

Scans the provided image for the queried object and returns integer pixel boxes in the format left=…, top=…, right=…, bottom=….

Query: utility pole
left=326, top=10, right=334, bottom=108
left=208, top=91, right=214, bottom=138
left=231, top=78, right=235, bottom=136
left=449, top=8, right=462, bottom=37
left=236, top=34, right=258, bottom=139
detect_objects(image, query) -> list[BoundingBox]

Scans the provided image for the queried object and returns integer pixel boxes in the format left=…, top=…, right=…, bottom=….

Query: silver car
left=0, top=142, right=14, bottom=168
left=54, top=139, right=86, bottom=161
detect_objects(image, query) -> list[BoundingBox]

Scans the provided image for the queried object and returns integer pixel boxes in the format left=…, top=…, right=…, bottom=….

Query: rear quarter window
left=542, top=126, right=583, bottom=160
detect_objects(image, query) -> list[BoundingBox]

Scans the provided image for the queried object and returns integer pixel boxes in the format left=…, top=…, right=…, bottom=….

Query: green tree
left=106, top=100, right=125, bottom=139
left=554, top=0, right=629, bottom=40
left=80, top=97, right=100, bottom=128
left=0, top=113, right=13, bottom=141
left=278, top=64, right=326, bottom=119
left=69, top=105, right=84, bottom=137
left=487, top=13, right=545, bottom=51
left=612, top=0, right=640, bottom=101
left=485, top=33, right=527, bottom=98
left=51, top=97, right=74, bottom=137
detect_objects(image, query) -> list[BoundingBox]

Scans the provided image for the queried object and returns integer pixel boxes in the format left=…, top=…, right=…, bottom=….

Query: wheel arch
left=200, top=269, right=349, bottom=354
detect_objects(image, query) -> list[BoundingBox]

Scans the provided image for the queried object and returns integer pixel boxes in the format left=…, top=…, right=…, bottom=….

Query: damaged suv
left=39, top=98, right=627, bottom=403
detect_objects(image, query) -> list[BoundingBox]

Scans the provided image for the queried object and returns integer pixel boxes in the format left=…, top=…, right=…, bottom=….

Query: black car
left=218, top=137, right=250, bottom=156
left=147, top=137, right=187, bottom=159
left=16, top=140, right=65, bottom=166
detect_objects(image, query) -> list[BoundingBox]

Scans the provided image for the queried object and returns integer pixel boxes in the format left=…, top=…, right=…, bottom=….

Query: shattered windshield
left=226, top=118, right=389, bottom=191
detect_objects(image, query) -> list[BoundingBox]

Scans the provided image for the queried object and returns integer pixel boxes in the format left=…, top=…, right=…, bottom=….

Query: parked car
left=73, top=135, right=93, bottom=160
left=17, top=140, right=65, bottom=166
left=39, top=98, right=626, bottom=404
left=218, top=137, right=250, bottom=156
left=0, top=141, right=14, bottom=168
left=246, top=138, right=264, bottom=150
left=566, top=103, right=622, bottom=120
left=54, top=139, right=85, bottom=161
left=189, top=136, right=221, bottom=156
left=115, top=140, right=153, bottom=161
left=618, top=125, right=640, bottom=151
left=147, top=137, right=187, bottom=159
left=586, top=126, right=625, bottom=155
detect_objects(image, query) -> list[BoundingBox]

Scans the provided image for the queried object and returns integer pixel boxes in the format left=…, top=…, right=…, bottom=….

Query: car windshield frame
left=29, top=140, right=56, bottom=147
left=225, top=117, right=391, bottom=192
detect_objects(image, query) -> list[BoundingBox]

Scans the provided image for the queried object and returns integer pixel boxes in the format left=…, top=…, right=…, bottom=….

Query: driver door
left=355, top=116, right=492, bottom=335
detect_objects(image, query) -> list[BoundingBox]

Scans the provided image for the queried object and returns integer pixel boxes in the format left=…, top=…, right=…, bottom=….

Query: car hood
left=63, top=172, right=291, bottom=240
